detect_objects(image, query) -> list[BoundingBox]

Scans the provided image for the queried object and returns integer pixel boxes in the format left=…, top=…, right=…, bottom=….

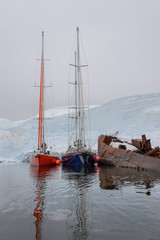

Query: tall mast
left=38, top=31, right=45, bottom=153
left=42, top=31, right=45, bottom=153
left=75, top=51, right=78, bottom=143
left=76, top=27, right=85, bottom=149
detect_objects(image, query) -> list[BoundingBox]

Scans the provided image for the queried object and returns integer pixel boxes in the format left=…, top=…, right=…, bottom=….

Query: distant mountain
left=0, top=93, right=160, bottom=162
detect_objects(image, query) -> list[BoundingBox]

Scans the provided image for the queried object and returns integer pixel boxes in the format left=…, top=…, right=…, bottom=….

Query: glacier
left=0, top=93, right=160, bottom=163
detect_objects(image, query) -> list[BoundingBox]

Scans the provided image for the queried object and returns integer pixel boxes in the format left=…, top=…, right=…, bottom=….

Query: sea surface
left=0, top=163, right=160, bottom=240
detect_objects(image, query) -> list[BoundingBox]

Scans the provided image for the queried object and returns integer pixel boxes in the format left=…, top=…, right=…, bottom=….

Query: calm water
left=0, top=163, right=160, bottom=240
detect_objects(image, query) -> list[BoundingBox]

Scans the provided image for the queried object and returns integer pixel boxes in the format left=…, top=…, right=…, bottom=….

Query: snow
left=110, top=142, right=138, bottom=151
left=1, top=92, right=160, bottom=162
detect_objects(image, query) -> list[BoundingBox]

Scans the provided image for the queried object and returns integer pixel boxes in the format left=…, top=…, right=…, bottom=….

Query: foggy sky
left=0, top=0, right=160, bottom=120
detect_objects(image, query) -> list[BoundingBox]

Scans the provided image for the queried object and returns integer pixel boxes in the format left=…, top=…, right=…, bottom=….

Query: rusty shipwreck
left=98, top=134, right=160, bottom=172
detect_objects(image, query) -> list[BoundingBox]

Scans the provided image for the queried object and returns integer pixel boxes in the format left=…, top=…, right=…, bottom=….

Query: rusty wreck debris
left=98, top=134, right=160, bottom=172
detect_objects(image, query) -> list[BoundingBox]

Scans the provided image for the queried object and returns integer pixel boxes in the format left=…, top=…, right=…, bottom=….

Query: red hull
left=29, top=154, right=61, bottom=167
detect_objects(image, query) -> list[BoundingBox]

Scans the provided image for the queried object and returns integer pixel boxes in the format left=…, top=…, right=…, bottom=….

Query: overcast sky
left=0, top=0, right=160, bottom=120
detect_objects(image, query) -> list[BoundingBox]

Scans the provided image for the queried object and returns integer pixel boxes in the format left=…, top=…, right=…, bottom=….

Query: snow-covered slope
left=89, top=93, right=160, bottom=148
left=1, top=93, right=160, bottom=162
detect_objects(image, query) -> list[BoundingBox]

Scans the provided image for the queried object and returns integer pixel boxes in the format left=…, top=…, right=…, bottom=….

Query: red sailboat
left=30, top=31, right=61, bottom=167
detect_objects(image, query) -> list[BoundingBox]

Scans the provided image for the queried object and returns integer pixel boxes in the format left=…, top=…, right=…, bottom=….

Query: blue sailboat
left=62, top=27, right=96, bottom=167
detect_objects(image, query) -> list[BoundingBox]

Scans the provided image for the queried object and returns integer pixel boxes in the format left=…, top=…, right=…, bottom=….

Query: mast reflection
left=62, top=165, right=97, bottom=240
left=30, top=166, right=60, bottom=240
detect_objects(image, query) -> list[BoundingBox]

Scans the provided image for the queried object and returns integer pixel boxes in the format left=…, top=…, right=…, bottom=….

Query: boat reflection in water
left=62, top=165, right=96, bottom=174
left=62, top=165, right=97, bottom=240
left=98, top=165, right=160, bottom=194
left=30, top=166, right=60, bottom=240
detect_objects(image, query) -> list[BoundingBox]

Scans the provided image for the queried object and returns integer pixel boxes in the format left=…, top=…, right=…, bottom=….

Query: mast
left=38, top=31, right=45, bottom=153
left=42, top=31, right=45, bottom=153
left=75, top=51, right=78, bottom=143
left=76, top=27, right=85, bottom=149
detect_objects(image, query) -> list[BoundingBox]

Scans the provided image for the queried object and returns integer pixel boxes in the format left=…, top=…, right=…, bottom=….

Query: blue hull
left=62, top=153, right=95, bottom=167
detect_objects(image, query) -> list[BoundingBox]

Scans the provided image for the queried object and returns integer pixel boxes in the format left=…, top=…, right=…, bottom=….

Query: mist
left=0, top=0, right=160, bottom=120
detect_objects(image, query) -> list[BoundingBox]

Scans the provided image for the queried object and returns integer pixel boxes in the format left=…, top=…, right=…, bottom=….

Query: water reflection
left=63, top=165, right=96, bottom=175
left=99, top=166, right=160, bottom=194
left=30, top=166, right=60, bottom=240
left=29, top=164, right=160, bottom=240
left=62, top=165, right=97, bottom=240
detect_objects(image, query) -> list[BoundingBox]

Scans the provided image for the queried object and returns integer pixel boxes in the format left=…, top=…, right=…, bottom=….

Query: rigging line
left=33, top=79, right=39, bottom=150
left=82, top=61, right=91, bottom=147
left=51, top=114, right=55, bottom=151
left=49, top=63, right=56, bottom=150
left=85, top=111, right=91, bottom=148
left=68, top=65, right=76, bottom=146
left=68, top=72, right=71, bottom=147
left=68, top=111, right=75, bottom=146
left=80, top=35, right=91, bottom=148
left=79, top=31, right=92, bottom=148
left=69, top=31, right=77, bottom=64
left=35, top=35, right=42, bottom=64
left=86, top=68, right=91, bottom=148
left=79, top=33, right=88, bottom=65
left=69, top=120, right=76, bottom=146
left=51, top=88, right=56, bottom=151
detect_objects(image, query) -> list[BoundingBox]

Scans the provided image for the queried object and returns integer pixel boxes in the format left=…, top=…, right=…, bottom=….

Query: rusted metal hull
left=98, top=135, right=160, bottom=172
